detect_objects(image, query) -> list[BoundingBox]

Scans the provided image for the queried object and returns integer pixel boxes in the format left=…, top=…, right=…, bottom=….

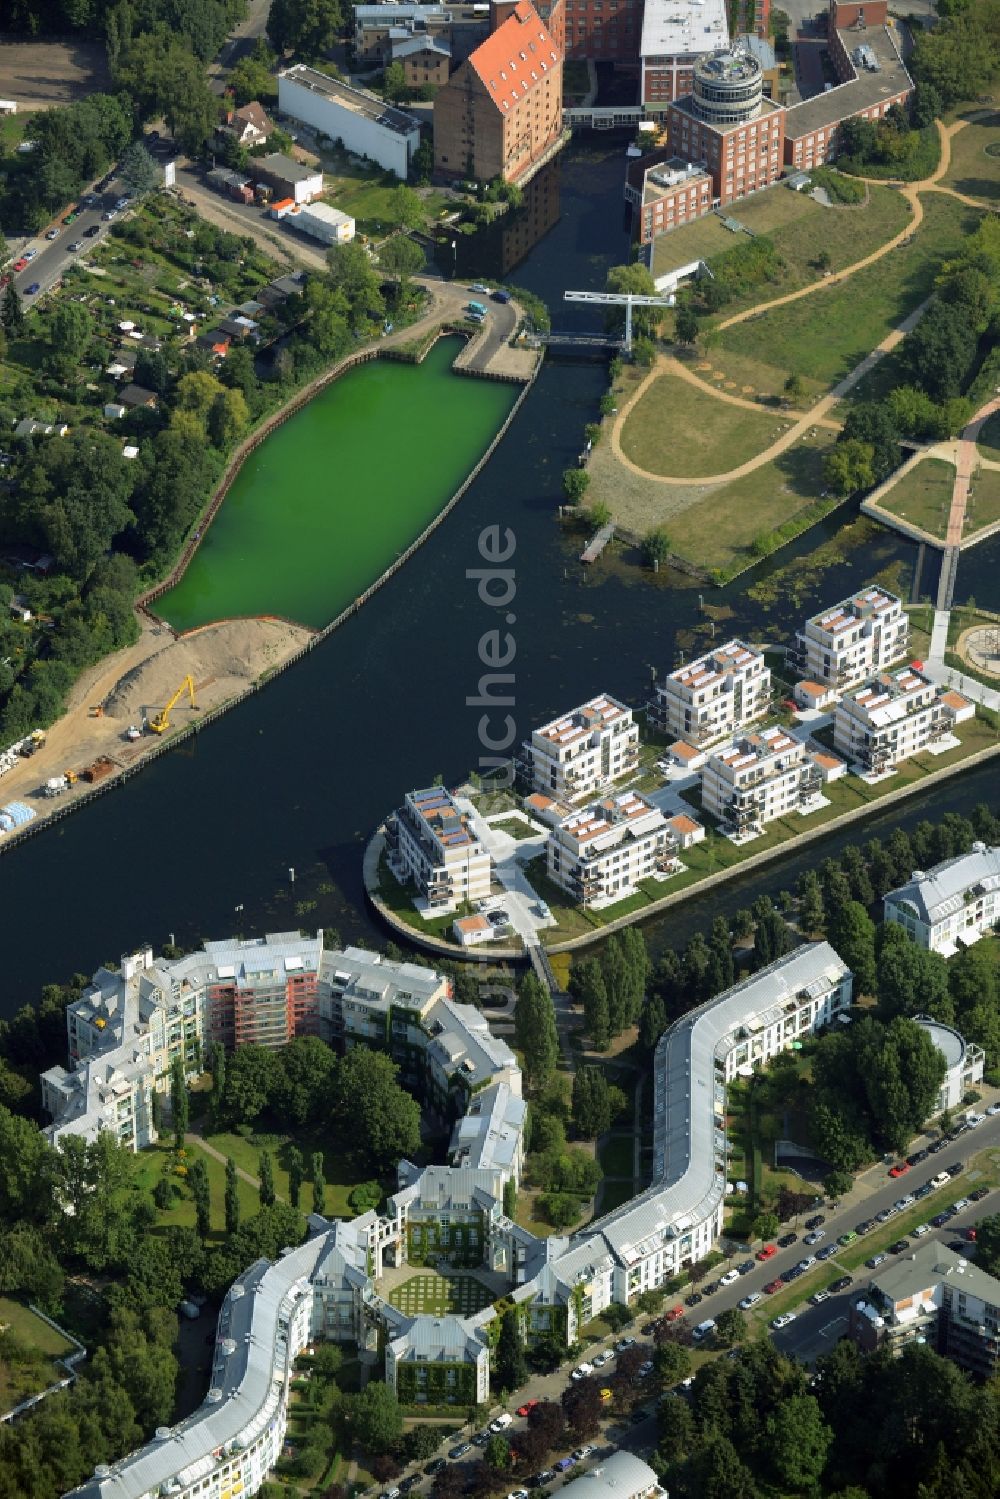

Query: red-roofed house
left=433, top=0, right=563, bottom=185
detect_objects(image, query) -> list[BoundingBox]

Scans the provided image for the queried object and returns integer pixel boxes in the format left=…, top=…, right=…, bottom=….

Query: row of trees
left=568, top=928, right=649, bottom=1050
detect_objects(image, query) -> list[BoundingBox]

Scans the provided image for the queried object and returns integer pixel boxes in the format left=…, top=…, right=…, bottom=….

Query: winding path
left=609, top=117, right=990, bottom=491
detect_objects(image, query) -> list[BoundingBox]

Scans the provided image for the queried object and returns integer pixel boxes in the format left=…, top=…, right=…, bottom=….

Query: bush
left=809, top=166, right=866, bottom=205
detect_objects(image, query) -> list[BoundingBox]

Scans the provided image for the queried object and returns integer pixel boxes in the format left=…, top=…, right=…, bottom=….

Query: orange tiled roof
left=468, top=0, right=560, bottom=115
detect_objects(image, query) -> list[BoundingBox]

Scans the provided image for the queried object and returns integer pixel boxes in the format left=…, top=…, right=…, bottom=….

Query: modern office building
left=546, top=790, right=680, bottom=907
left=353, top=2, right=490, bottom=64
left=654, top=638, right=771, bottom=748
left=626, top=155, right=714, bottom=244
left=528, top=693, right=639, bottom=800
left=433, top=0, right=564, bottom=185
left=639, top=0, right=729, bottom=109
left=701, top=726, right=823, bottom=835
left=850, top=1243, right=1000, bottom=1377
left=666, top=47, right=786, bottom=205
left=833, top=667, right=973, bottom=774
left=884, top=845, right=1000, bottom=956
left=385, top=786, right=493, bottom=914
left=278, top=66, right=421, bottom=178
left=793, top=586, right=909, bottom=692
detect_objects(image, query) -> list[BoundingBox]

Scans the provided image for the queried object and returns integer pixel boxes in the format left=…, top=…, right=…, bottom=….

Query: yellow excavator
left=148, top=675, right=197, bottom=735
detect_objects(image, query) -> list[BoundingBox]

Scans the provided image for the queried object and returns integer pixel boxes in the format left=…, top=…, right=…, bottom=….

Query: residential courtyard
left=386, top=1272, right=496, bottom=1317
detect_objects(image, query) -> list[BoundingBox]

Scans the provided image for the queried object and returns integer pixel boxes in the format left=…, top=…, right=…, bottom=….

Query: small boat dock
left=581, top=523, right=615, bottom=563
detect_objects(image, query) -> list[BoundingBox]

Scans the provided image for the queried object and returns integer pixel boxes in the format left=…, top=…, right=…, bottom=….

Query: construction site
left=0, top=615, right=311, bottom=848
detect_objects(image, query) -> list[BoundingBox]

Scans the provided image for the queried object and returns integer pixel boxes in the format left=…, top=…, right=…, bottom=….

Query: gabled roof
left=467, top=0, right=560, bottom=115
left=884, top=845, right=1000, bottom=926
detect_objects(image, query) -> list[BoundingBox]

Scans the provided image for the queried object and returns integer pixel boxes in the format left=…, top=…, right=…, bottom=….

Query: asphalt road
left=8, top=174, right=129, bottom=305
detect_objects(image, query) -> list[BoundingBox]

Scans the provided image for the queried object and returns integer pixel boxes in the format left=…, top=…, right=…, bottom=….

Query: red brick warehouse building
left=434, top=0, right=564, bottom=185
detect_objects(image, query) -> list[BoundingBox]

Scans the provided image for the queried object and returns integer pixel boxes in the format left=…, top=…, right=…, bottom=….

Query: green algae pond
left=154, top=337, right=518, bottom=632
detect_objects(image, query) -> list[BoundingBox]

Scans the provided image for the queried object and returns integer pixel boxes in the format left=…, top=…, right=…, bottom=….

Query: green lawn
left=966, top=466, right=1000, bottom=537
left=598, top=1134, right=635, bottom=1178
left=619, top=366, right=789, bottom=478
left=877, top=457, right=956, bottom=540
left=200, top=1126, right=381, bottom=1219
left=490, top=816, right=537, bottom=840
left=317, top=150, right=451, bottom=236
left=978, top=410, right=1000, bottom=463
left=714, top=195, right=981, bottom=394
left=0, top=1297, right=79, bottom=1414
left=387, top=1274, right=494, bottom=1316
left=128, top=1141, right=260, bottom=1238
left=665, top=429, right=838, bottom=573
left=653, top=183, right=910, bottom=310
left=942, top=110, right=1000, bottom=202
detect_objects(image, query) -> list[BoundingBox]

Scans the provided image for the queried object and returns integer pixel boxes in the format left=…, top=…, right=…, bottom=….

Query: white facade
left=913, top=1015, right=985, bottom=1112
left=701, top=725, right=822, bottom=834
left=529, top=693, right=640, bottom=800
left=884, top=844, right=1000, bottom=956
left=655, top=638, right=771, bottom=747
left=290, top=200, right=356, bottom=243
left=546, top=790, right=678, bottom=907
left=278, top=65, right=420, bottom=179
left=833, top=667, right=973, bottom=773
left=387, top=786, right=493, bottom=914
left=794, top=586, right=909, bottom=691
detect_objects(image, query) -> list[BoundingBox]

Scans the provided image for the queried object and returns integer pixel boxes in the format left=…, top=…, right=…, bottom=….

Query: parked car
left=637, top=1362, right=654, bottom=1378
left=894, top=1195, right=915, bottom=1210
left=970, top=1187, right=991, bottom=1201
left=953, top=1197, right=971, bottom=1212
left=492, top=288, right=512, bottom=303
left=554, top=1459, right=575, bottom=1474
left=855, top=1220, right=874, bottom=1235
left=771, top=1313, right=796, bottom=1330
left=44, top=227, right=59, bottom=240
left=719, top=1269, right=740, bottom=1287
left=702, top=1281, right=720, bottom=1296
left=838, top=1231, right=857, bottom=1246
left=914, top=1183, right=934, bottom=1199
left=756, top=1244, right=777, bottom=1261
left=927, top=1137, right=948, bottom=1153
left=449, top=1444, right=472, bottom=1460
left=592, top=1349, right=613, bottom=1365
left=664, top=1306, right=684, bottom=1322
left=685, top=1292, right=703, bottom=1307
left=737, top=1260, right=755, bottom=1276
left=738, top=1291, right=762, bottom=1310
left=913, top=1222, right=932, bottom=1237
left=400, top=1476, right=421, bottom=1493
left=777, top=1232, right=798, bottom=1248
left=570, top=1363, right=593, bottom=1381
left=797, top=1257, right=817, bottom=1272
left=426, top=1460, right=447, bottom=1476
left=889, top=1162, right=910, bottom=1178
left=948, top=1162, right=965, bottom=1177
left=805, top=1214, right=825, bottom=1230
left=987, top=1103, right=1000, bottom=1117
left=517, top=1399, right=540, bottom=1417
left=571, top=1448, right=595, bottom=1463
left=829, top=1276, right=853, bottom=1293
left=866, top=1254, right=888, bottom=1269
left=931, top=1211, right=952, bottom=1227
left=692, top=1320, right=716, bottom=1343
left=764, top=1278, right=784, bottom=1294
left=817, top=1244, right=837, bottom=1261
left=614, top=1338, right=636, bottom=1352
left=533, top=1472, right=555, bottom=1488
left=25, top=282, right=40, bottom=294
left=810, top=1290, right=830, bottom=1306
left=85, top=223, right=101, bottom=237
left=889, top=1238, right=910, bottom=1254
left=804, top=1230, right=826, bottom=1245
left=67, top=239, right=83, bottom=251
left=907, top=1148, right=929, bottom=1165
left=12, top=257, right=27, bottom=272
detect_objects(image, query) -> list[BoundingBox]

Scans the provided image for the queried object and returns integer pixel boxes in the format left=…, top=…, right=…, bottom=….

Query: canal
left=155, top=338, right=517, bottom=632
left=0, top=139, right=997, bottom=1012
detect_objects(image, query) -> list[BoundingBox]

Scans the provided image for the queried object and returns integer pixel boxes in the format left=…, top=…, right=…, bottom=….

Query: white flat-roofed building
left=547, top=790, right=678, bottom=907
left=701, top=725, right=822, bottom=835
left=833, top=667, right=973, bottom=774
left=529, top=693, right=639, bottom=800
left=386, top=786, right=492, bottom=913
left=640, top=0, right=729, bottom=110
left=913, top=1015, right=984, bottom=1112
left=794, top=586, right=909, bottom=691
left=278, top=64, right=420, bottom=178
left=654, top=638, right=771, bottom=747
left=883, top=843, right=1000, bottom=956
left=289, top=201, right=356, bottom=243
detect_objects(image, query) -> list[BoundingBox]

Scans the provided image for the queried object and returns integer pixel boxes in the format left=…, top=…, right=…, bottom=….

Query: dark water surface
left=1, top=142, right=997, bottom=1010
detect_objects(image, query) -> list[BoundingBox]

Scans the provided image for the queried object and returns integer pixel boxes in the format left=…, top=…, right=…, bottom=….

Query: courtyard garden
left=876, top=457, right=957, bottom=540
left=387, top=1273, right=494, bottom=1317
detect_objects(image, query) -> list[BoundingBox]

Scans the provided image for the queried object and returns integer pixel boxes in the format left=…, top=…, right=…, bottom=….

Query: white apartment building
left=654, top=638, right=771, bottom=747
left=701, top=725, right=822, bottom=835
left=794, top=586, right=909, bottom=692
left=833, top=667, right=974, bottom=774
left=278, top=64, right=420, bottom=178
left=386, top=786, right=492, bottom=914
left=528, top=693, right=639, bottom=800
left=884, top=844, right=1000, bottom=956
left=546, top=790, right=678, bottom=907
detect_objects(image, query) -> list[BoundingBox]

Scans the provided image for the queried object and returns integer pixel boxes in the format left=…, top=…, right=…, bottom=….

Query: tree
left=495, top=1310, right=527, bottom=1392
left=797, top=869, right=825, bottom=936
left=331, top=1048, right=420, bottom=1171
left=765, top=1393, right=832, bottom=1492
left=326, top=241, right=385, bottom=331
left=573, top=957, right=610, bottom=1050
left=605, top=262, right=659, bottom=337
left=823, top=438, right=876, bottom=495
left=225, top=1156, right=240, bottom=1235
left=714, top=1307, right=746, bottom=1347
left=503, top=1177, right=517, bottom=1218
left=674, top=303, right=699, bottom=344
left=753, top=909, right=792, bottom=970
left=388, top=184, right=424, bottom=229
left=973, top=1213, right=1000, bottom=1278
left=877, top=936, right=952, bottom=1023
left=562, top=1378, right=602, bottom=1438
left=189, top=1156, right=211, bottom=1238
left=642, top=526, right=671, bottom=569
left=348, top=1381, right=404, bottom=1453
left=638, top=991, right=667, bottom=1053
left=259, top=1149, right=276, bottom=1208
left=515, top=973, right=559, bottom=1089
left=268, top=0, right=344, bottom=57
left=287, top=1145, right=303, bottom=1208
left=349, top=1180, right=383, bottom=1214
left=312, top=1151, right=326, bottom=1215
left=117, top=34, right=221, bottom=154
left=2, top=281, right=24, bottom=338
left=572, top=1066, right=612, bottom=1139
left=829, top=900, right=877, bottom=996
left=169, top=1055, right=188, bottom=1150
left=562, top=467, right=590, bottom=504
left=274, top=1036, right=336, bottom=1128
left=752, top=1210, right=779, bottom=1241
left=208, top=387, right=249, bottom=449
left=45, top=301, right=94, bottom=376
left=683, top=1433, right=757, bottom=1499
left=823, top=1169, right=854, bottom=1199
left=379, top=234, right=425, bottom=286
left=0, top=1106, right=54, bottom=1222
left=221, top=1043, right=278, bottom=1125
left=654, top=1339, right=692, bottom=1384
left=120, top=139, right=160, bottom=196
left=784, top=372, right=806, bottom=404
